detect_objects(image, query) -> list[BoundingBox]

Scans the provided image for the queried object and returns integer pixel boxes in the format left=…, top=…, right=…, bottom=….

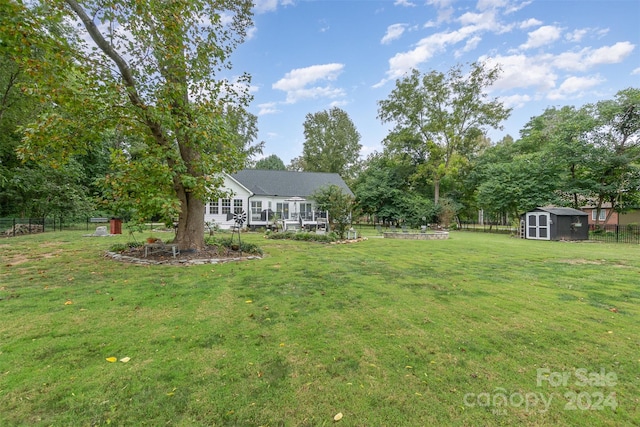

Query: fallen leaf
left=64, top=300, right=73, bottom=305
left=119, top=357, right=131, bottom=363
left=106, top=357, right=117, bottom=363
left=245, top=300, right=253, bottom=304
left=333, top=412, right=343, bottom=421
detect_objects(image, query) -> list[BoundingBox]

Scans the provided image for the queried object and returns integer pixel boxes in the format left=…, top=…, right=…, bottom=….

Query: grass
left=0, top=230, right=638, bottom=426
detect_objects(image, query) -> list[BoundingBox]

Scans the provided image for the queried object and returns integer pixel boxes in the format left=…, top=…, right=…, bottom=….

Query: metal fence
left=0, top=217, right=94, bottom=237
left=589, top=224, right=640, bottom=244
left=458, top=221, right=515, bottom=234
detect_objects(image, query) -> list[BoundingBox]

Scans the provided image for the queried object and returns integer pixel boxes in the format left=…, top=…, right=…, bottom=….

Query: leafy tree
left=13, top=0, right=255, bottom=250
left=302, top=107, right=362, bottom=180
left=476, top=151, right=562, bottom=220
left=3, top=161, right=94, bottom=218
left=377, top=62, right=511, bottom=204
left=589, top=88, right=640, bottom=223
left=0, top=2, right=100, bottom=217
left=311, top=184, right=355, bottom=239
left=255, top=154, right=286, bottom=170
left=354, top=153, right=412, bottom=224
left=287, top=156, right=306, bottom=171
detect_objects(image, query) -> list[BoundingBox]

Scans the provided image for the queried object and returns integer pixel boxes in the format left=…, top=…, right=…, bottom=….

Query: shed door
left=526, top=212, right=550, bottom=240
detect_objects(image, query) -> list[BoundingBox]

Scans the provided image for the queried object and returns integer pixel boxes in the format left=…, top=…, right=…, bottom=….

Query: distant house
left=581, top=203, right=640, bottom=226
left=521, top=207, right=589, bottom=241
left=581, top=203, right=618, bottom=226
left=204, top=169, right=354, bottom=230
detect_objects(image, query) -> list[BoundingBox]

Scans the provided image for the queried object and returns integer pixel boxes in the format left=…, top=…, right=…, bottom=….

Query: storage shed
left=521, top=207, right=589, bottom=241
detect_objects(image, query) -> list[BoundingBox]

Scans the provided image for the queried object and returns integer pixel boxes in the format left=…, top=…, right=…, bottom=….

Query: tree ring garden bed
left=383, top=231, right=449, bottom=240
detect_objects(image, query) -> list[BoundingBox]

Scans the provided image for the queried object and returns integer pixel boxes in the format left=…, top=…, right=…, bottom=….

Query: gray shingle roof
left=231, top=170, right=354, bottom=198
left=535, top=207, right=588, bottom=216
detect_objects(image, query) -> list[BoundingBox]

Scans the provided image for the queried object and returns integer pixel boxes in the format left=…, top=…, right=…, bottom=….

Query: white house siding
left=203, top=175, right=251, bottom=230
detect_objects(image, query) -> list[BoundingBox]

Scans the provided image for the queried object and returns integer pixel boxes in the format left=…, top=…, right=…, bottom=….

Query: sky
left=226, top=0, right=639, bottom=165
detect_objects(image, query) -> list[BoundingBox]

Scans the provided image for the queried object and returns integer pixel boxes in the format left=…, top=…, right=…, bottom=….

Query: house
left=581, top=203, right=619, bottom=226
left=521, top=207, right=589, bottom=241
left=204, top=169, right=354, bottom=230
left=581, top=203, right=640, bottom=226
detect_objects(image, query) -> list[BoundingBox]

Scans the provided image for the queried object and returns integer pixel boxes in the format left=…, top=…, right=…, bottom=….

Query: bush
left=265, top=231, right=338, bottom=243
left=205, top=236, right=263, bottom=256
left=109, top=241, right=143, bottom=252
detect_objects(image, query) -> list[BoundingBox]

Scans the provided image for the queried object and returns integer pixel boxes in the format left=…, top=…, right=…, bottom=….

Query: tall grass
left=1, top=231, right=638, bottom=426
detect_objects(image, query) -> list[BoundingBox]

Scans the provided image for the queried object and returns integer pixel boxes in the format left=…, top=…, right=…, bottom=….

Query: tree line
left=1, top=1, right=638, bottom=250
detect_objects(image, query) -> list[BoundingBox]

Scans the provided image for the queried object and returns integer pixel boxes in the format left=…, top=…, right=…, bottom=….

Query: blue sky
left=228, top=0, right=639, bottom=164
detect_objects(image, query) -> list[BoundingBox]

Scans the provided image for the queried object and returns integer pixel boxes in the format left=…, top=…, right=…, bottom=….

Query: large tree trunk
left=175, top=189, right=205, bottom=251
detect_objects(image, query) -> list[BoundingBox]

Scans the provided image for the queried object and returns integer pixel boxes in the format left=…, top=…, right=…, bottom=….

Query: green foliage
left=377, top=62, right=511, bottom=203
left=254, top=154, right=286, bottom=170
left=109, top=241, right=143, bottom=252
left=10, top=0, right=256, bottom=250
left=205, top=235, right=263, bottom=255
left=265, top=231, right=338, bottom=242
left=312, top=184, right=355, bottom=239
left=302, top=107, right=362, bottom=180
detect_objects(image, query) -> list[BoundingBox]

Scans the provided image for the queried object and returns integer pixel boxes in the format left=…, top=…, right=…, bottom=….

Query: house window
left=276, top=202, right=289, bottom=220
left=300, top=203, right=313, bottom=220
left=233, top=199, right=243, bottom=214
left=208, top=200, right=219, bottom=215
left=251, top=201, right=262, bottom=221
left=221, top=199, right=231, bottom=214
left=592, top=209, right=606, bottom=221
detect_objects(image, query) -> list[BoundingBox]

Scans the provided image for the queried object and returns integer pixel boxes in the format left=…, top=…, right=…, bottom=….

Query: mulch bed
left=107, top=244, right=258, bottom=265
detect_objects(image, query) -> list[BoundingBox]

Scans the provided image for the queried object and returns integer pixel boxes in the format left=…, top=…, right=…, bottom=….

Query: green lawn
left=1, top=231, right=638, bottom=426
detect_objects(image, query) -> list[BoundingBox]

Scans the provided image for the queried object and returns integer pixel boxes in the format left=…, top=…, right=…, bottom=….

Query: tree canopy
left=10, top=0, right=255, bottom=250
left=377, top=62, right=511, bottom=204
left=254, top=154, right=286, bottom=171
left=302, top=107, right=362, bottom=181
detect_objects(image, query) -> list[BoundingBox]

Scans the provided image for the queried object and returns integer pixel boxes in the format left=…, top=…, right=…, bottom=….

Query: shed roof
left=533, top=207, right=588, bottom=216
left=231, top=169, right=354, bottom=198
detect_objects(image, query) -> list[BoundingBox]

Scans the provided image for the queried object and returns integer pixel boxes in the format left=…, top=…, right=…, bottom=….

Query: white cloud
left=246, top=26, right=258, bottom=40
left=456, top=35, right=482, bottom=57
left=565, top=28, right=588, bottom=43
left=381, top=24, right=408, bottom=44
left=481, top=54, right=558, bottom=92
left=519, top=18, right=542, bottom=29
left=257, top=102, right=280, bottom=116
left=394, top=0, right=417, bottom=6
left=632, top=67, right=640, bottom=75
left=376, top=22, right=495, bottom=86
left=253, top=0, right=294, bottom=14
left=476, top=0, right=509, bottom=11
left=520, top=25, right=562, bottom=50
left=272, top=63, right=346, bottom=103
left=329, top=99, right=349, bottom=108
left=425, top=0, right=455, bottom=25
left=553, top=42, right=636, bottom=71
left=586, top=41, right=635, bottom=66
left=499, top=93, right=532, bottom=109
left=547, top=75, right=604, bottom=100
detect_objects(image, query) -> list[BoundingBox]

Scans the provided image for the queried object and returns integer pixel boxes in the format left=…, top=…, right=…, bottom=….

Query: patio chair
left=402, top=225, right=409, bottom=233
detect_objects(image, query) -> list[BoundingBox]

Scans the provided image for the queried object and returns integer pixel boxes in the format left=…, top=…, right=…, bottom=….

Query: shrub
left=109, top=241, right=143, bottom=252
left=265, top=231, right=338, bottom=243
left=205, top=236, right=263, bottom=256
